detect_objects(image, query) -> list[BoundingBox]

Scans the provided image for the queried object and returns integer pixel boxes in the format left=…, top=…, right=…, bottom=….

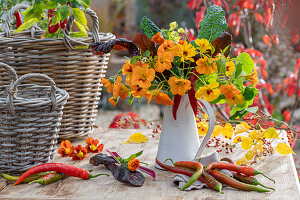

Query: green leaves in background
left=197, top=5, right=227, bottom=42
left=235, top=52, right=255, bottom=74
left=139, top=16, right=160, bottom=39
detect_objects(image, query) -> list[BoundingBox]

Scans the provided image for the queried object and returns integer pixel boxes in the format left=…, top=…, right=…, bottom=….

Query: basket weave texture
left=0, top=62, right=68, bottom=175
left=0, top=4, right=115, bottom=139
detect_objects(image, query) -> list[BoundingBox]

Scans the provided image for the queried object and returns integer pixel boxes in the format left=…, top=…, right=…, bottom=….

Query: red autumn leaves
left=58, top=137, right=104, bottom=160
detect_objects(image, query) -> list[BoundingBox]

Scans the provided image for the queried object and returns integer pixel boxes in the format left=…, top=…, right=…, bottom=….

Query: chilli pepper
left=60, top=18, right=68, bottom=29
left=188, top=69, right=199, bottom=116
left=1, top=172, right=54, bottom=183
left=208, top=170, right=270, bottom=192
left=172, top=95, right=182, bottom=120
left=220, top=158, right=275, bottom=191
left=13, top=163, right=108, bottom=185
left=205, top=162, right=275, bottom=183
left=29, top=172, right=66, bottom=185
left=13, top=11, right=22, bottom=29
left=155, top=158, right=223, bottom=193
left=48, top=19, right=60, bottom=34
left=172, top=160, right=203, bottom=191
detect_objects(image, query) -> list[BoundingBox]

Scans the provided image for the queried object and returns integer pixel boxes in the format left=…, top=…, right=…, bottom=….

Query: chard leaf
left=197, top=5, right=227, bottom=43
left=139, top=16, right=160, bottom=39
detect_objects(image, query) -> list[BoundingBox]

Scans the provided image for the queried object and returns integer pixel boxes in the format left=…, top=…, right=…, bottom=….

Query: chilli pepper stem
left=89, top=173, right=109, bottom=179
left=253, top=170, right=275, bottom=184
left=164, top=158, right=175, bottom=165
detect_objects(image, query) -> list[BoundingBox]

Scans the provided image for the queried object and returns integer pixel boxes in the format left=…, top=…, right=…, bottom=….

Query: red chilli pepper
left=48, top=9, right=55, bottom=18
left=60, top=18, right=67, bottom=29
left=172, top=95, right=182, bottom=120
left=13, top=11, right=22, bottom=29
left=188, top=68, right=199, bottom=116
left=205, top=162, right=275, bottom=183
left=13, top=163, right=108, bottom=185
left=173, top=161, right=203, bottom=191
left=208, top=170, right=270, bottom=192
left=48, top=19, right=60, bottom=34
left=155, top=158, right=223, bottom=193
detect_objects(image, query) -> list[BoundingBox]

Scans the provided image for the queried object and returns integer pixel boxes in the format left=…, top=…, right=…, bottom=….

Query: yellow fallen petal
left=235, top=122, right=250, bottom=135
left=233, top=135, right=246, bottom=143
left=236, top=156, right=248, bottom=165
left=123, top=132, right=148, bottom=144
left=197, top=121, right=209, bottom=136
left=253, top=143, right=263, bottom=153
left=245, top=150, right=254, bottom=160
left=276, top=143, right=295, bottom=155
left=212, top=125, right=223, bottom=137
left=263, top=127, right=279, bottom=139
left=241, top=137, right=253, bottom=150
left=222, top=123, right=234, bottom=139
left=249, top=130, right=262, bottom=140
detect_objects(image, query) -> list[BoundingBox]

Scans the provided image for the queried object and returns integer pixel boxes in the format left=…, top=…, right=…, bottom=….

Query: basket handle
left=0, top=62, right=18, bottom=84
left=63, top=8, right=100, bottom=50
left=4, top=4, right=30, bottom=37
left=7, top=73, right=57, bottom=116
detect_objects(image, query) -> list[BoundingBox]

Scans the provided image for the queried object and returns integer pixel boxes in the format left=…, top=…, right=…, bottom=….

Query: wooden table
left=0, top=128, right=299, bottom=200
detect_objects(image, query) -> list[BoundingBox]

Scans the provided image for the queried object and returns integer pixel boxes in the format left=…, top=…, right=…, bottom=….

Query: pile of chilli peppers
left=156, top=157, right=275, bottom=193
left=1, top=163, right=108, bottom=186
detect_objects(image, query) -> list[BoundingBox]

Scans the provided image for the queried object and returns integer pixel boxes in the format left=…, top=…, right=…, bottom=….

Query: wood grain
left=0, top=128, right=299, bottom=200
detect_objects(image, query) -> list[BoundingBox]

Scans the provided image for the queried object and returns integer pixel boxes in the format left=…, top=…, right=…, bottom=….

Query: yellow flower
left=154, top=57, right=172, bottom=73
left=168, top=76, right=191, bottom=96
left=227, top=94, right=245, bottom=106
left=177, top=41, right=197, bottom=62
left=197, top=121, right=208, bottom=136
left=195, top=38, right=212, bottom=54
left=212, top=123, right=234, bottom=138
left=225, top=61, right=235, bottom=76
left=235, top=122, right=251, bottom=135
left=113, top=75, right=130, bottom=100
left=178, top=28, right=185, bottom=34
left=131, top=63, right=155, bottom=89
left=195, top=82, right=220, bottom=102
left=244, top=67, right=258, bottom=87
left=196, top=56, right=213, bottom=75
left=169, top=21, right=178, bottom=30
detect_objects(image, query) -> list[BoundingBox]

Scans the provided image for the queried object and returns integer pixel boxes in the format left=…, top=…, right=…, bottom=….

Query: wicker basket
left=0, top=62, right=68, bottom=175
left=0, top=4, right=115, bottom=140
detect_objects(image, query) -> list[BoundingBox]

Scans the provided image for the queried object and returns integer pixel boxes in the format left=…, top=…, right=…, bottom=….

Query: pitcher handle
left=194, top=99, right=215, bottom=159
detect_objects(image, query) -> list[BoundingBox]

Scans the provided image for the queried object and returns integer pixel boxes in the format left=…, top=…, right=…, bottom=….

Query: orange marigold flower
left=101, top=78, right=114, bottom=93
left=122, top=60, right=135, bottom=84
left=131, top=63, right=155, bottom=89
left=219, top=84, right=241, bottom=99
left=131, top=84, right=148, bottom=97
left=70, top=145, right=87, bottom=160
left=225, top=61, right=235, bottom=76
left=151, top=32, right=165, bottom=45
left=128, top=157, right=140, bottom=171
left=168, top=76, right=191, bottom=96
left=195, top=38, right=212, bottom=54
left=113, top=75, right=130, bottom=100
left=109, top=97, right=118, bottom=106
left=58, top=140, right=73, bottom=157
left=177, top=40, right=197, bottom=62
left=227, top=94, right=245, bottom=106
left=154, top=57, right=172, bottom=73
left=157, top=40, right=178, bottom=62
left=154, top=92, right=174, bottom=105
left=195, top=82, right=221, bottom=102
left=85, top=137, right=104, bottom=153
left=196, top=56, right=213, bottom=75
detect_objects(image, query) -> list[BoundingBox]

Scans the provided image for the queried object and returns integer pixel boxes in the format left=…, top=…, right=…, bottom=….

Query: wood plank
left=0, top=128, right=299, bottom=200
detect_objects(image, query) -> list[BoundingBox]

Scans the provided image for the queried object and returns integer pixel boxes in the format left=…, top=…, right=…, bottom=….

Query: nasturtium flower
left=85, top=137, right=104, bottom=153
left=168, top=76, right=191, bottom=96
left=196, top=56, right=213, bottom=75
left=177, top=41, right=197, bottom=62
left=113, top=76, right=130, bottom=100
left=109, top=97, right=118, bottom=106
left=153, top=92, right=174, bottom=105
left=131, top=63, right=155, bottom=89
left=101, top=78, right=114, bottom=93
left=154, top=57, right=172, bottom=73
left=244, top=67, right=258, bottom=87
left=131, top=84, right=148, bottom=97
left=152, top=32, right=165, bottom=45
left=225, top=61, right=235, bottom=76
left=219, top=84, right=240, bottom=99
left=157, top=40, right=178, bottom=62
left=235, top=122, right=251, bottom=135
left=195, top=82, right=220, bottom=102
left=70, top=145, right=87, bottom=160
left=122, top=60, right=136, bottom=84
left=197, top=121, right=209, bottom=136
left=227, top=94, right=245, bottom=106
left=58, top=140, right=73, bottom=157
left=195, top=38, right=212, bottom=54
left=128, top=157, right=140, bottom=171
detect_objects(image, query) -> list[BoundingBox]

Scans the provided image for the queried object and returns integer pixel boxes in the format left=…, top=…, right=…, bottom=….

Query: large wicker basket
left=0, top=62, right=68, bottom=175
left=0, top=4, right=115, bottom=140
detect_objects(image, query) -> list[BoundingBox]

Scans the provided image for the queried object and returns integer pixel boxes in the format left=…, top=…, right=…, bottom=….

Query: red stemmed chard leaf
left=172, top=95, right=182, bottom=120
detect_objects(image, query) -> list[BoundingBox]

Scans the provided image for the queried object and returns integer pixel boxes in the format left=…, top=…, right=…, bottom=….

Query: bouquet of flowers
left=92, top=5, right=258, bottom=120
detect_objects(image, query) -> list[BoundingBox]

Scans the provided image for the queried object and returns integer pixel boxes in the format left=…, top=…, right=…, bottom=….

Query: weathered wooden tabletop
left=0, top=128, right=299, bottom=200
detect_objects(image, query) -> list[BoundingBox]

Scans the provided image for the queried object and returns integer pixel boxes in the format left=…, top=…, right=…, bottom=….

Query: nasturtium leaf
left=123, top=132, right=148, bottom=144
left=235, top=122, right=251, bottom=135
left=243, top=87, right=258, bottom=101
left=245, top=150, right=254, bottom=160
left=236, top=52, right=255, bottom=74
left=139, top=16, right=160, bottom=39
left=197, top=5, right=228, bottom=43
left=14, top=18, right=39, bottom=33
left=264, top=127, right=279, bottom=139
left=246, top=106, right=258, bottom=113
left=241, top=136, right=253, bottom=150
left=234, top=62, right=243, bottom=79
left=72, top=8, right=88, bottom=29
left=276, top=143, right=295, bottom=155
